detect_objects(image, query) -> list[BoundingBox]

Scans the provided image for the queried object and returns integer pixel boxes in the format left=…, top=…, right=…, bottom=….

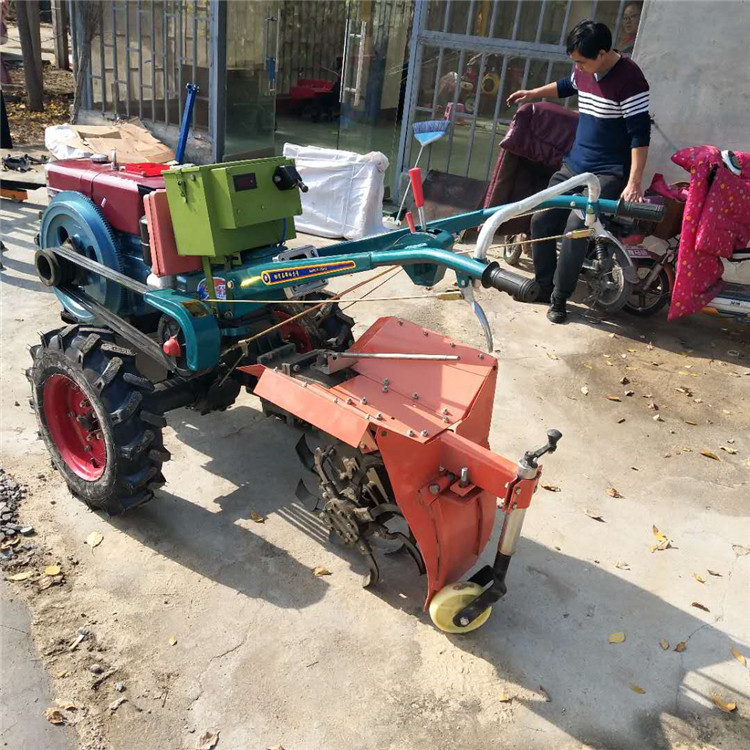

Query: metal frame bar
left=210, top=0, right=226, bottom=161
left=163, top=0, right=169, bottom=126
left=124, top=0, right=132, bottom=115
left=425, top=0, right=453, bottom=174
left=151, top=0, right=156, bottom=121
left=393, top=0, right=428, bottom=199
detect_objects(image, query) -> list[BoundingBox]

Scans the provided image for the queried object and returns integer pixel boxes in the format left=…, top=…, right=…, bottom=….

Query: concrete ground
left=1, top=189, right=749, bottom=750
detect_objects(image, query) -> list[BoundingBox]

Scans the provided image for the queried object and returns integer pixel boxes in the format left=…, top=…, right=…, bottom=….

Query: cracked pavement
left=1, top=192, right=749, bottom=749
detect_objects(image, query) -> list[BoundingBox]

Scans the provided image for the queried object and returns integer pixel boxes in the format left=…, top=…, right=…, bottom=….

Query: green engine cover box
left=163, top=157, right=301, bottom=258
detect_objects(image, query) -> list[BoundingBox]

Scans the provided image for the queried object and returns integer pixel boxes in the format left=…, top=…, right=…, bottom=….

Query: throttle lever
left=521, top=429, right=563, bottom=474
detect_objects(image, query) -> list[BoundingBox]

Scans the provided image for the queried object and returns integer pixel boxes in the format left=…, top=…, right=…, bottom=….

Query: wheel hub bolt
left=420, top=430, right=429, bottom=437
left=429, top=484, right=440, bottom=494
left=412, top=392, right=419, bottom=399
left=79, top=400, right=89, bottom=409
left=459, top=617, right=469, bottom=626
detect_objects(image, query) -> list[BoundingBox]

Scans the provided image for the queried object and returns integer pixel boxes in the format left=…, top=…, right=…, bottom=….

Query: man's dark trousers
left=531, top=163, right=625, bottom=300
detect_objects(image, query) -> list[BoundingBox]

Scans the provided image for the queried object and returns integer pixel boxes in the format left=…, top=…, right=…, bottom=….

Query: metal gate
left=395, top=0, right=630, bottom=194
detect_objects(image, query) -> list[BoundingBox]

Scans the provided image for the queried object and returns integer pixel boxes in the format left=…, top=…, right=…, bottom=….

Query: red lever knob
left=405, top=211, right=417, bottom=233
left=408, top=167, right=425, bottom=208
left=162, top=335, right=181, bottom=357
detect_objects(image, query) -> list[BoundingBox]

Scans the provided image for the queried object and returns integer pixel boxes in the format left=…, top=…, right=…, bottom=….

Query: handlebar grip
left=481, top=262, right=539, bottom=302
left=408, top=167, right=425, bottom=208
left=615, top=198, right=666, bottom=223
left=405, top=211, right=417, bottom=233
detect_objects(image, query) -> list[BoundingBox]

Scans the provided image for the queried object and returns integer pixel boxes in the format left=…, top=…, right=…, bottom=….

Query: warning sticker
left=197, top=276, right=227, bottom=300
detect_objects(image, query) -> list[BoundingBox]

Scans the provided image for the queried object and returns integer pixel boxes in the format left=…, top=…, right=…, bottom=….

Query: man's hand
left=506, top=89, right=536, bottom=107
left=621, top=182, right=644, bottom=202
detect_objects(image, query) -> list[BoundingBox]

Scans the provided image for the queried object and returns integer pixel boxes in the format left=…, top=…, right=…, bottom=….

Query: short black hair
left=566, top=20, right=612, bottom=59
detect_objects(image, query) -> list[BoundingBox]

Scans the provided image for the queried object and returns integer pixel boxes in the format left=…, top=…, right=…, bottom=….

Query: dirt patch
left=4, top=62, right=74, bottom=145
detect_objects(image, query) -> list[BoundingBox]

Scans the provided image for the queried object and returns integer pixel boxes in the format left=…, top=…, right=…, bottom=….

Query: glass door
left=223, top=1, right=280, bottom=160
left=337, top=0, right=413, bottom=193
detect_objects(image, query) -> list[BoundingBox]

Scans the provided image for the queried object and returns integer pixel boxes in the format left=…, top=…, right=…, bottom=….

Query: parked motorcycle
left=624, top=150, right=750, bottom=324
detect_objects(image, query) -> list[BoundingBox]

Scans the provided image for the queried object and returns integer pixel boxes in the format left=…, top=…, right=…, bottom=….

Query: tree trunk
left=16, top=0, right=45, bottom=111
left=52, top=0, right=70, bottom=71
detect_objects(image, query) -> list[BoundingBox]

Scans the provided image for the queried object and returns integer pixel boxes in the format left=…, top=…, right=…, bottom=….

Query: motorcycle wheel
left=502, top=233, right=527, bottom=267
left=624, top=258, right=672, bottom=317
left=583, top=239, right=633, bottom=314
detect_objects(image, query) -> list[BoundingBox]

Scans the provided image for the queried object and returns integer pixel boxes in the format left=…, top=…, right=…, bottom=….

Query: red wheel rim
left=42, top=374, right=106, bottom=480
left=273, top=310, right=314, bottom=353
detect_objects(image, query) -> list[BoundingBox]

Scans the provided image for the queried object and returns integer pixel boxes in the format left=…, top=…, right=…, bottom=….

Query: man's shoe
left=547, top=296, right=567, bottom=324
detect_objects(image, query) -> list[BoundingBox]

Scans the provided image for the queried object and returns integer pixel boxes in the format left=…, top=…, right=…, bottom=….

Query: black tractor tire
left=27, top=324, right=169, bottom=514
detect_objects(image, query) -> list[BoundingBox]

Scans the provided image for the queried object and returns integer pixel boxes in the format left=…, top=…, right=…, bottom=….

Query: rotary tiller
left=27, top=154, right=661, bottom=631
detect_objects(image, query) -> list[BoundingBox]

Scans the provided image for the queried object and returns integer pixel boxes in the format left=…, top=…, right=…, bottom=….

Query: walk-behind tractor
left=27, top=153, right=663, bottom=632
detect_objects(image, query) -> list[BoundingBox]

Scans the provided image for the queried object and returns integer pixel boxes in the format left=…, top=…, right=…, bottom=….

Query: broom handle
left=395, top=144, right=425, bottom=223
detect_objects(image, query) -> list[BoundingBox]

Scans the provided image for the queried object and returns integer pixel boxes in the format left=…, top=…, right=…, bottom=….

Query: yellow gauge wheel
left=428, top=581, right=492, bottom=633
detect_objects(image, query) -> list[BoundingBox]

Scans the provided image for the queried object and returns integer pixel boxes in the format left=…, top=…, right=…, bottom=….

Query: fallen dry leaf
left=624, top=390, right=634, bottom=397
left=720, top=446, right=737, bottom=455
left=538, top=685, right=551, bottom=702
left=685, top=420, right=698, bottom=426
left=691, top=602, right=710, bottom=613
left=86, top=531, right=103, bottom=548
left=44, top=565, right=61, bottom=577
left=700, top=450, right=721, bottom=462
left=585, top=509, right=605, bottom=523
left=168, top=635, right=178, bottom=646
left=675, top=642, right=687, bottom=653
left=614, top=561, right=630, bottom=570
left=249, top=510, right=265, bottom=523
left=44, top=707, right=66, bottom=725
left=734, top=545, right=750, bottom=557
left=711, top=694, right=737, bottom=713
left=57, top=670, right=68, bottom=678
left=609, top=333, right=617, bottom=338
left=693, top=572, right=706, bottom=584
left=541, top=483, right=561, bottom=492
left=312, top=566, right=332, bottom=577
left=648, top=401, right=659, bottom=411
left=652, top=526, right=668, bottom=542
left=730, top=646, right=746, bottom=667
left=583, top=362, right=593, bottom=369
left=630, top=684, right=646, bottom=694
left=609, top=632, right=626, bottom=644
left=580, top=385, right=589, bottom=396
left=197, top=731, right=220, bottom=750
left=546, top=351, right=559, bottom=361
left=627, top=348, right=637, bottom=353
left=498, top=694, right=513, bottom=703
left=707, top=569, right=723, bottom=577
left=109, top=697, right=127, bottom=712
left=660, top=639, right=669, bottom=650
left=8, top=570, right=34, bottom=581
left=606, top=395, right=622, bottom=402
left=607, top=487, right=624, bottom=499
left=675, top=386, right=692, bottom=396
left=653, top=414, right=664, bottom=422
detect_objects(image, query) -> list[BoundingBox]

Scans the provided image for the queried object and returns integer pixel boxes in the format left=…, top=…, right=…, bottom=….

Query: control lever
left=521, top=429, right=562, bottom=474
left=523, top=430, right=562, bottom=467
left=273, top=164, right=309, bottom=193
left=408, top=167, right=427, bottom=230
left=404, top=211, right=417, bottom=233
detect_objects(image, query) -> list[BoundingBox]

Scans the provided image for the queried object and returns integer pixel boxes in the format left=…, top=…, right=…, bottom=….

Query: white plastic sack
left=45, top=124, right=94, bottom=160
left=283, top=143, right=388, bottom=240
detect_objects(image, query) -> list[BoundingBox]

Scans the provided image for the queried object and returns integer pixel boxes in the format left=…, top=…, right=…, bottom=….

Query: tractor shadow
left=107, top=406, right=333, bottom=610
left=116, top=400, right=750, bottom=748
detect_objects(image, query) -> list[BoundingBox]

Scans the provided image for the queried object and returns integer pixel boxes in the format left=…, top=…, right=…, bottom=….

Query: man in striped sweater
left=507, top=20, right=651, bottom=323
